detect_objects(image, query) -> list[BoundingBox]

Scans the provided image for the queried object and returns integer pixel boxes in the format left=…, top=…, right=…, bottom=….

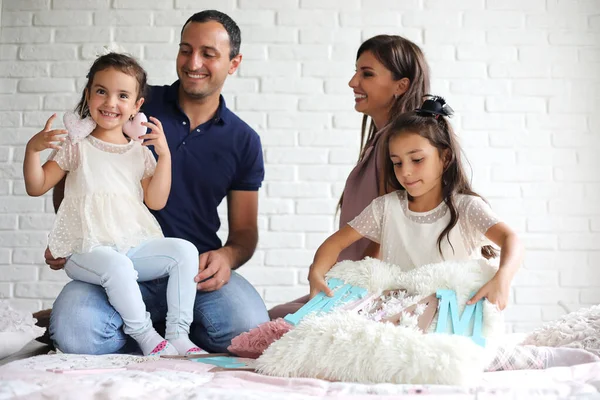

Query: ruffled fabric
left=47, top=135, right=162, bottom=258
left=49, top=193, right=163, bottom=258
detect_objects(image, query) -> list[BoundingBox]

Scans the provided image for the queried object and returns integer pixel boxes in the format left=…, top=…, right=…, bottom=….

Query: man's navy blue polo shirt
left=142, top=81, right=264, bottom=254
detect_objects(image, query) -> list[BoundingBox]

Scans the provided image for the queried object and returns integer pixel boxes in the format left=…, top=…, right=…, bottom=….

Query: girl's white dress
left=47, top=135, right=163, bottom=258
left=348, top=190, right=500, bottom=270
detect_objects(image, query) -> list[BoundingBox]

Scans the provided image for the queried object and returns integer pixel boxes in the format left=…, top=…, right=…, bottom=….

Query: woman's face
left=348, top=50, right=400, bottom=127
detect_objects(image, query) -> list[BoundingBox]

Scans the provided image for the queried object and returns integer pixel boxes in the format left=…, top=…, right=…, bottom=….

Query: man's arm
left=222, top=189, right=259, bottom=270
left=52, top=176, right=66, bottom=213
left=194, top=190, right=259, bottom=291
left=46, top=176, right=67, bottom=269
left=195, top=127, right=263, bottom=291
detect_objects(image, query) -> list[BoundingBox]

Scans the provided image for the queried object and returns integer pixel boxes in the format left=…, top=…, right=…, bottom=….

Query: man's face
left=176, top=20, right=241, bottom=100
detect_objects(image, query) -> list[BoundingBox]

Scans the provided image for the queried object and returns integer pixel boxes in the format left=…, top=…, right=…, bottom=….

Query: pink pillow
left=228, top=318, right=292, bottom=359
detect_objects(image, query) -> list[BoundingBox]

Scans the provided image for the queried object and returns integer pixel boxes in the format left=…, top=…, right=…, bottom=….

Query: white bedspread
left=0, top=353, right=599, bottom=399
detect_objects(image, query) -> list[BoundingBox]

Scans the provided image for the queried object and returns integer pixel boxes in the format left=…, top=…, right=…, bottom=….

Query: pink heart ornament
left=123, top=112, right=148, bottom=141
left=63, top=111, right=96, bottom=144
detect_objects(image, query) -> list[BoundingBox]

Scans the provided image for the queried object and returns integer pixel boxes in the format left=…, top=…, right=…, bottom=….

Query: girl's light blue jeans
left=62, top=238, right=198, bottom=341
left=50, top=246, right=270, bottom=354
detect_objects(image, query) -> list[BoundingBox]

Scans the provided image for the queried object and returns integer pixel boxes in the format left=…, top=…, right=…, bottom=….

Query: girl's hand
left=467, top=273, right=511, bottom=310
left=27, top=114, right=67, bottom=153
left=141, top=116, right=170, bottom=158
left=307, top=265, right=333, bottom=299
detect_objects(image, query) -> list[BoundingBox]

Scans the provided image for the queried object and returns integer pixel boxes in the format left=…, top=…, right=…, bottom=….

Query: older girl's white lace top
left=47, top=135, right=163, bottom=258
left=348, top=190, right=500, bottom=270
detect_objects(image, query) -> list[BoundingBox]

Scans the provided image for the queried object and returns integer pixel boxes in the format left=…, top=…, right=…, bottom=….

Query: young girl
left=23, top=53, right=203, bottom=356
left=308, top=96, right=523, bottom=310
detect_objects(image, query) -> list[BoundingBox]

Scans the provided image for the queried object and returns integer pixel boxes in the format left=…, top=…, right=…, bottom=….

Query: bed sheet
left=1, top=353, right=599, bottom=399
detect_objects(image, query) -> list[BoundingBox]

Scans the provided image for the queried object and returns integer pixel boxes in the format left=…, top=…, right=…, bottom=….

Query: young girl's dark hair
left=75, top=52, right=148, bottom=119
left=380, top=110, right=498, bottom=260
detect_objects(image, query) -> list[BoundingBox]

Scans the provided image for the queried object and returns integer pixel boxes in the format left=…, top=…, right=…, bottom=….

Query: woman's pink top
left=338, top=132, right=384, bottom=262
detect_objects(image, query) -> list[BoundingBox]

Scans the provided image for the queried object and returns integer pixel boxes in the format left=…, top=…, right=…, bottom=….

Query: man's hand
left=194, top=248, right=233, bottom=291
left=45, top=246, right=66, bottom=270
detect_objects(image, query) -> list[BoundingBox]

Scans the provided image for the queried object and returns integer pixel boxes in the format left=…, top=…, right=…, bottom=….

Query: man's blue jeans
left=49, top=271, right=269, bottom=354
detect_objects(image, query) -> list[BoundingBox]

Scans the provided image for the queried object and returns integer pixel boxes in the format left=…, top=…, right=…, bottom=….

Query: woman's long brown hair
left=338, top=35, right=430, bottom=211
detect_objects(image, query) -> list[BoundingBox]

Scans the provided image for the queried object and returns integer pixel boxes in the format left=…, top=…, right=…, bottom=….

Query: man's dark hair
left=181, top=10, right=241, bottom=60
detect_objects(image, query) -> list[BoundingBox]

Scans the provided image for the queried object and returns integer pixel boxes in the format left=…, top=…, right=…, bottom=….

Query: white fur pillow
left=328, top=257, right=504, bottom=338
left=256, top=311, right=491, bottom=385
left=0, top=301, right=46, bottom=359
left=255, top=258, right=503, bottom=385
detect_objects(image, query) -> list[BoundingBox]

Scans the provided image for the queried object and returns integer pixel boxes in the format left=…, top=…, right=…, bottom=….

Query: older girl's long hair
left=380, top=113, right=498, bottom=259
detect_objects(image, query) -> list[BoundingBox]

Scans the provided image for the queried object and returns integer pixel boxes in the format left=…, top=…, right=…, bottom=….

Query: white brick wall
left=1, top=0, right=598, bottom=333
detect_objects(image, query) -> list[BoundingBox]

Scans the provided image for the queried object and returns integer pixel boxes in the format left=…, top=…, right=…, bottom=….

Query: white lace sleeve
left=46, top=137, right=80, bottom=171
left=347, top=195, right=386, bottom=243
left=458, top=195, right=501, bottom=254
left=142, top=147, right=157, bottom=180
left=464, top=196, right=500, bottom=235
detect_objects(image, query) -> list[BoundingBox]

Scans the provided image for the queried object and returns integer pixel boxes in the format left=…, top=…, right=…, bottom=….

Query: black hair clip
left=415, top=94, right=454, bottom=118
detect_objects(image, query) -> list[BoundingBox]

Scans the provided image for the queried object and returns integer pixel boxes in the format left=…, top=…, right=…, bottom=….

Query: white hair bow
left=96, top=43, right=129, bottom=57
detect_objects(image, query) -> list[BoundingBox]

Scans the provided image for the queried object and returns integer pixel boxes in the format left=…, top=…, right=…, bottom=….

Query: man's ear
left=228, top=54, right=242, bottom=75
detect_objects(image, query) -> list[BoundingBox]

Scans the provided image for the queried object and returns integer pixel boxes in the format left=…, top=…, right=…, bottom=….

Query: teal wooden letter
left=191, top=356, right=249, bottom=368
left=435, top=289, right=486, bottom=347
left=284, top=278, right=367, bottom=325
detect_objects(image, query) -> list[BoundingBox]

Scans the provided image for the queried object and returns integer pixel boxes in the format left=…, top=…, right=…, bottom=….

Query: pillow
left=255, top=258, right=504, bottom=385
left=521, top=304, right=600, bottom=355
left=228, top=318, right=292, bottom=358
left=0, top=301, right=46, bottom=359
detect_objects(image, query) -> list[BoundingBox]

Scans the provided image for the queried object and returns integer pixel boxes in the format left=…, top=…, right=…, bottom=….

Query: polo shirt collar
left=165, top=80, right=228, bottom=125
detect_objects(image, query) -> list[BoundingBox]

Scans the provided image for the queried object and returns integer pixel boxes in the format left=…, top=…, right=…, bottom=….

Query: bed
left=2, top=264, right=599, bottom=400
left=1, top=349, right=599, bottom=399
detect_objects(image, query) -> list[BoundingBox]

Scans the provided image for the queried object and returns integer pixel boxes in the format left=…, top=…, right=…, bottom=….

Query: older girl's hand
left=467, top=273, right=511, bottom=310
left=308, top=265, right=333, bottom=299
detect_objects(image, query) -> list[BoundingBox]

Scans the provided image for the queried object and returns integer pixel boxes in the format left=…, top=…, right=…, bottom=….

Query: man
left=46, top=10, right=269, bottom=354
